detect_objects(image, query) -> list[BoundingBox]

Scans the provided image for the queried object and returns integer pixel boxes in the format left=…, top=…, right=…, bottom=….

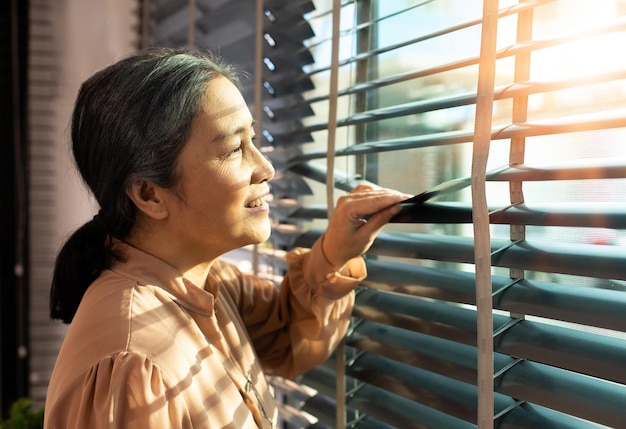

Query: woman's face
left=162, top=76, right=275, bottom=261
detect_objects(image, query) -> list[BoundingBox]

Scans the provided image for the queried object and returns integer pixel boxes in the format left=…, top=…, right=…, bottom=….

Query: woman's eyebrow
left=212, top=120, right=256, bottom=143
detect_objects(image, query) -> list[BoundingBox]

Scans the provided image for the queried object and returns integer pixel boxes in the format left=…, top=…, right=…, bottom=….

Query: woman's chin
left=256, top=226, right=272, bottom=244
left=245, top=223, right=272, bottom=246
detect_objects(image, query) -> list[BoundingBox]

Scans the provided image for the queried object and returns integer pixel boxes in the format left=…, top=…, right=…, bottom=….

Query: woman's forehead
left=197, top=78, right=251, bottom=127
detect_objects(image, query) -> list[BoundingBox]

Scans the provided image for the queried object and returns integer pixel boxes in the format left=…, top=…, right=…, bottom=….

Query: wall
left=28, top=0, right=138, bottom=406
left=53, top=0, right=138, bottom=234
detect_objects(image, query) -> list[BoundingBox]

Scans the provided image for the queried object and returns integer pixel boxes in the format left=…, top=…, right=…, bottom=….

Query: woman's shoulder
left=44, top=348, right=184, bottom=427
left=59, top=269, right=195, bottom=370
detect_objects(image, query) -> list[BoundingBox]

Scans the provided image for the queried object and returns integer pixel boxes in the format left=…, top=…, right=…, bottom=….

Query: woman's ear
left=125, top=180, right=169, bottom=220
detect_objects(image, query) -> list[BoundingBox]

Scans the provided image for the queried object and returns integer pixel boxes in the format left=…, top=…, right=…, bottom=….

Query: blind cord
left=327, top=1, right=343, bottom=428
left=252, top=0, right=265, bottom=277
left=473, top=0, right=499, bottom=427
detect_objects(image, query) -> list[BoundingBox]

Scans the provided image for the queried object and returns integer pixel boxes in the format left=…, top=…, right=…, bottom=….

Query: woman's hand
left=321, top=184, right=410, bottom=270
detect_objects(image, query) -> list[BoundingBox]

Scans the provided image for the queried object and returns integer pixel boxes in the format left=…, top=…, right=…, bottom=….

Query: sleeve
left=44, top=352, right=193, bottom=429
left=232, top=236, right=367, bottom=380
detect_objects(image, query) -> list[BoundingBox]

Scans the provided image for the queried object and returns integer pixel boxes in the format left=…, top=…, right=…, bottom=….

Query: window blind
left=258, top=0, right=626, bottom=428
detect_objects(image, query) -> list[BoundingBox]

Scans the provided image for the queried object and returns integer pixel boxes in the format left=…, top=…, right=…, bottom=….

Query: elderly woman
left=44, top=48, right=406, bottom=429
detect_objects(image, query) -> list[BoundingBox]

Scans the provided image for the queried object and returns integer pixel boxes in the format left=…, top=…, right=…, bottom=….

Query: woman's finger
left=356, top=202, right=403, bottom=234
left=350, top=183, right=379, bottom=193
left=337, top=190, right=409, bottom=222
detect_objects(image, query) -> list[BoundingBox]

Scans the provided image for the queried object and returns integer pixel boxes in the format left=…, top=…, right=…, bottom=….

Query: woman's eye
left=218, top=145, right=242, bottom=161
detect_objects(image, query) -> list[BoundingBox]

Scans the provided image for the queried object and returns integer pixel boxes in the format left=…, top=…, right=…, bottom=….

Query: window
left=260, top=1, right=626, bottom=428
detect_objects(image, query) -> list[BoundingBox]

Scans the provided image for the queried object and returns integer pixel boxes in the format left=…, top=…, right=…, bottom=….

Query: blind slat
left=363, top=260, right=626, bottom=332
left=348, top=322, right=626, bottom=427
left=392, top=201, right=626, bottom=228
left=497, top=360, right=626, bottom=428
left=285, top=107, right=626, bottom=158
left=346, top=352, right=594, bottom=429
left=295, top=230, right=626, bottom=281
left=347, top=383, right=476, bottom=429
left=272, top=41, right=626, bottom=125
left=354, top=288, right=626, bottom=384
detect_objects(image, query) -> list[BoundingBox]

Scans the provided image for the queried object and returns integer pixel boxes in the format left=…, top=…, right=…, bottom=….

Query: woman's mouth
left=245, top=197, right=265, bottom=208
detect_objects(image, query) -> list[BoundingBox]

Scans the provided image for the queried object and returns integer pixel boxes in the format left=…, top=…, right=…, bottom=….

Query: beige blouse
left=43, top=239, right=365, bottom=428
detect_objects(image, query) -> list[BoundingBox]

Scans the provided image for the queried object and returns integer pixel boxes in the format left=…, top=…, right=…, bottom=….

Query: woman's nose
left=252, top=145, right=275, bottom=183
left=260, top=157, right=275, bottom=183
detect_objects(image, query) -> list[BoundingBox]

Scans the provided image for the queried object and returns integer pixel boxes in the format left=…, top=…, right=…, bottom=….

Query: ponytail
left=49, top=213, right=123, bottom=323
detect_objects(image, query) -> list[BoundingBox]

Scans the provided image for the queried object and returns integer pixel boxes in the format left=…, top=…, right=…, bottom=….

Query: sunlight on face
left=164, top=76, right=275, bottom=262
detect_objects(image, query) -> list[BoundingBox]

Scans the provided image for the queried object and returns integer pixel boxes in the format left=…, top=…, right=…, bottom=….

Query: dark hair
left=50, top=48, right=241, bottom=323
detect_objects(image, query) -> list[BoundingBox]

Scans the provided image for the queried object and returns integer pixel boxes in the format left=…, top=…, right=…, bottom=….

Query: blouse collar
left=109, top=240, right=218, bottom=317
